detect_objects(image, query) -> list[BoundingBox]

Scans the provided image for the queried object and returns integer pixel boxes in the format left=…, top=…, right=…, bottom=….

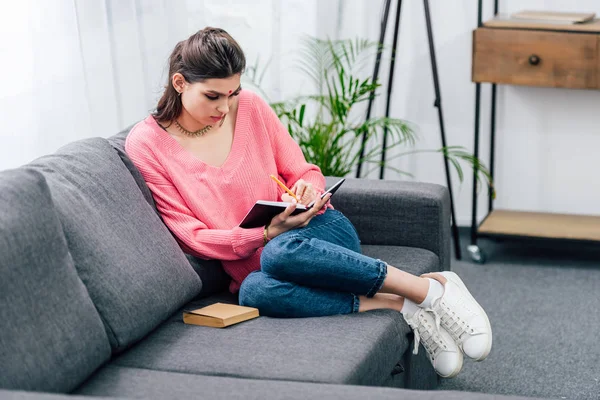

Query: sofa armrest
left=326, top=177, right=451, bottom=271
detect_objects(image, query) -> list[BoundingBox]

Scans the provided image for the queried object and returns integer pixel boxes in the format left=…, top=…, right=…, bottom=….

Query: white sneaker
left=403, top=308, right=463, bottom=378
left=430, top=271, right=493, bottom=361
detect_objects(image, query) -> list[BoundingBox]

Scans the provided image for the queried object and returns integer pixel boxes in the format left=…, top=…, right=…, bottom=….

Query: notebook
left=511, top=10, right=596, bottom=24
left=183, top=303, right=259, bottom=328
left=238, top=178, right=346, bottom=229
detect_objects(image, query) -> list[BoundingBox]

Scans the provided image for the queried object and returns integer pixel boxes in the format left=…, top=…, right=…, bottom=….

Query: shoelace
left=428, top=300, right=474, bottom=343
left=405, top=309, right=446, bottom=359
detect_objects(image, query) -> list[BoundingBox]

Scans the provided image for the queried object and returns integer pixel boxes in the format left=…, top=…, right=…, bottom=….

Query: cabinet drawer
left=472, top=28, right=600, bottom=89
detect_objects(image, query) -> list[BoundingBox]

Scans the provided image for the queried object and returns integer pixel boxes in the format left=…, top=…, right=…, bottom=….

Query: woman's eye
left=205, top=94, right=219, bottom=100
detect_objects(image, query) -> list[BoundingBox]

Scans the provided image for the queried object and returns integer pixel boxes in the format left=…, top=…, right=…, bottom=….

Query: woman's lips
left=210, top=116, right=223, bottom=122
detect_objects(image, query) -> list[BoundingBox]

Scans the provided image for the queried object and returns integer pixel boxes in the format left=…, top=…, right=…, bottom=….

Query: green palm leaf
left=246, top=35, right=493, bottom=192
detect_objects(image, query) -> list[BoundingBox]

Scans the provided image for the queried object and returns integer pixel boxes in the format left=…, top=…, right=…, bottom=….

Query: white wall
left=0, top=0, right=598, bottom=226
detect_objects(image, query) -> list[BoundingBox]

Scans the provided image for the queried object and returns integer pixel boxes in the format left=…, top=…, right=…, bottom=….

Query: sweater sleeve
left=125, top=132, right=264, bottom=261
left=255, top=94, right=326, bottom=194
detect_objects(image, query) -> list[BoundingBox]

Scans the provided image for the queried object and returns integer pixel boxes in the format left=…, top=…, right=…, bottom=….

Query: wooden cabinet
left=472, top=28, right=600, bottom=89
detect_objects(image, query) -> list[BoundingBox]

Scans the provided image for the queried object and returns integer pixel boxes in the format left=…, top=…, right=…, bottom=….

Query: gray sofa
left=0, top=130, right=537, bottom=400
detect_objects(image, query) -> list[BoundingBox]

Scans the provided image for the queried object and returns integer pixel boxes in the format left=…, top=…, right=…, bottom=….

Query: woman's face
left=177, top=74, right=242, bottom=126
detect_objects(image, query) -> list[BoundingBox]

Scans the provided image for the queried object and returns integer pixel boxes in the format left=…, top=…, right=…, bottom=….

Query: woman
left=125, top=27, right=492, bottom=379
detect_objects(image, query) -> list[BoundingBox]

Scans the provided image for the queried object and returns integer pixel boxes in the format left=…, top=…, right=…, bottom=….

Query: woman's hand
left=290, top=179, right=317, bottom=205
left=267, top=193, right=331, bottom=239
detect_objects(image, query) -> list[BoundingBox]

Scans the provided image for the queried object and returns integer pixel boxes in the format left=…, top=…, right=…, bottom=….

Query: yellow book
left=183, top=303, right=259, bottom=328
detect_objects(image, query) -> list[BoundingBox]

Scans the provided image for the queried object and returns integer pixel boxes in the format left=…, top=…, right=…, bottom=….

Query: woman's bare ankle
left=358, top=294, right=404, bottom=313
left=380, top=266, right=430, bottom=304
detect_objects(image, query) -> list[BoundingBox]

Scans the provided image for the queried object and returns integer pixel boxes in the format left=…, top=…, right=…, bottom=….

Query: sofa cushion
left=107, top=127, right=156, bottom=211
left=75, top=365, right=544, bottom=400
left=108, top=128, right=232, bottom=298
left=109, top=290, right=410, bottom=388
left=0, top=168, right=111, bottom=392
left=0, top=391, right=117, bottom=400
left=110, top=245, right=440, bottom=388
left=26, top=138, right=202, bottom=352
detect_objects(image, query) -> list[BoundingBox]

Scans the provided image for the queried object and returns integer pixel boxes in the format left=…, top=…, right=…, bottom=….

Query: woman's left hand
left=289, top=179, right=317, bottom=205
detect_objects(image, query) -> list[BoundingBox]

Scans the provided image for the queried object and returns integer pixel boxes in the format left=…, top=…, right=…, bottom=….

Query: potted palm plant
left=245, top=36, right=493, bottom=194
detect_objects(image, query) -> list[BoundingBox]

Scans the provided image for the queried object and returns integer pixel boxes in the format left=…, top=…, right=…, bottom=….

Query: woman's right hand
left=266, top=193, right=331, bottom=239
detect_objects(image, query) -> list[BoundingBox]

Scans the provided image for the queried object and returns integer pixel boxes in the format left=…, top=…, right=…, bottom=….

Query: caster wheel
left=467, top=245, right=486, bottom=264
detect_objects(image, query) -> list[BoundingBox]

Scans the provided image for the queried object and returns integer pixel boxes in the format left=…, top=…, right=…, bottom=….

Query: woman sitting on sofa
left=125, top=27, right=492, bottom=379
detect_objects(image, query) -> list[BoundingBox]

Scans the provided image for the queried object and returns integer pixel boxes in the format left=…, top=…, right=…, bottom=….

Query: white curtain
left=0, top=0, right=320, bottom=171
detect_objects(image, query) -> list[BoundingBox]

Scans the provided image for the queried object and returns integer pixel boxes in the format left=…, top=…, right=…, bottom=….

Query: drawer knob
left=528, top=54, right=541, bottom=66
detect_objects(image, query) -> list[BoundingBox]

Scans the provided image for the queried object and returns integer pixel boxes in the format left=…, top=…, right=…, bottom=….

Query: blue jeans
left=239, top=209, right=387, bottom=317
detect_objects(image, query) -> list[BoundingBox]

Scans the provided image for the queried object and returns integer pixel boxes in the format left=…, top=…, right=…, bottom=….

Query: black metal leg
left=379, top=0, right=403, bottom=180
left=423, top=0, right=462, bottom=260
left=360, top=0, right=467, bottom=260
left=356, top=0, right=392, bottom=178
left=488, top=83, right=497, bottom=213
left=471, top=0, right=484, bottom=248
left=471, top=82, right=482, bottom=246
left=489, top=0, right=499, bottom=212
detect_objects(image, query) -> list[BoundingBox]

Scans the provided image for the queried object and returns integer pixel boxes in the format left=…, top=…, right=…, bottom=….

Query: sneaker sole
left=440, top=271, right=493, bottom=361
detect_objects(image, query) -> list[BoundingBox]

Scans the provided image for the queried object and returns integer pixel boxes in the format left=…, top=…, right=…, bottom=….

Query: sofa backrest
left=0, top=169, right=112, bottom=392
left=26, top=138, right=202, bottom=353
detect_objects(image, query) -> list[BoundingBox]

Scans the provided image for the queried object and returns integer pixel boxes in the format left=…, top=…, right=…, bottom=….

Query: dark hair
left=153, top=27, right=246, bottom=123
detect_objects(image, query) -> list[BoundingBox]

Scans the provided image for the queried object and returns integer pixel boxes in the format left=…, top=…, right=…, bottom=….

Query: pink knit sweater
left=125, top=90, right=326, bottom=293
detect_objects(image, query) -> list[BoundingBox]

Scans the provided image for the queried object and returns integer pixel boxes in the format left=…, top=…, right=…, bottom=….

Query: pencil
left=269, top=175, right=299, bottom=202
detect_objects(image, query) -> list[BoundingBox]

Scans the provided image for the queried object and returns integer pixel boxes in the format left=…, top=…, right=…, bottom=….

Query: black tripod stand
left=355, top=0, right=462, bottom=259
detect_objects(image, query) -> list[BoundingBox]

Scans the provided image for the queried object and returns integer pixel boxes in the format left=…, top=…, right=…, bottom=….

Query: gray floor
left=436, top=232, right=600, bottom=400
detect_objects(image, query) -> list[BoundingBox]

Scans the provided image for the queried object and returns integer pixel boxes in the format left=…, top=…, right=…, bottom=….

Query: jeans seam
left=366, top=260, right=387, bottom=298
left=352, top=294, right=360, bottom=313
